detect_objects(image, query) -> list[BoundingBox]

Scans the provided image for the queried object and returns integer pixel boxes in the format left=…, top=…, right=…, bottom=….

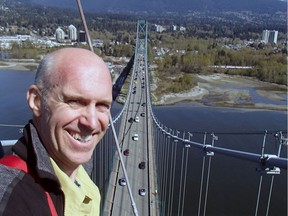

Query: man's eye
left=97, top=103, right=110, bottom=112
left=67, top=100, right=81, bottom=106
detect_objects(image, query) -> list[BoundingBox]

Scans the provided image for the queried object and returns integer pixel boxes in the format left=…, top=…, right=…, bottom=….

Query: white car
left=132, top=134, right=139, bottom=141
left=139, top=189, right=146, bottom=196
left=135, top=116, right=139, bottom=122
left=119, top=178, right=126, bottom=186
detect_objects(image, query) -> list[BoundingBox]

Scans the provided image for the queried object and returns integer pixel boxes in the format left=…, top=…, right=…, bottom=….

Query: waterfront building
left=261, top=30, right=269, bottom=44
left=268, top=30, right=278, bottom=44
left=68, top=24, right=77, bottom=41
left=261, top=30, right=278, bottom=44
left=55, top=27, right=65, bottom=42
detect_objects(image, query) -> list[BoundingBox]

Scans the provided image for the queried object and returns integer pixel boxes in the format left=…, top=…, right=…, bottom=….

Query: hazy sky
left=31, top=0, right=286, bottom=13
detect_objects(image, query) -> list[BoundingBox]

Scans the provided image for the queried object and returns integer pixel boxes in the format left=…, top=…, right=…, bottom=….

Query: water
left=0, top=70, right=35, bottom=140
left=153, top=103, right=287, bottom=216
left=0, top=69, right=287, bottom=215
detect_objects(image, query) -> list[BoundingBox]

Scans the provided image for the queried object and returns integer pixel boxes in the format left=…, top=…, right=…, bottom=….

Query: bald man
left=0, top=48, right=113, bottom=216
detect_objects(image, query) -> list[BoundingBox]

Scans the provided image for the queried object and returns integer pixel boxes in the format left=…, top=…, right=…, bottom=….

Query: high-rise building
left=268, top=30, right=278, bottom=44
left=261, top=30, right=278, bottom=44
left=261, top=30, right=270, bottom=44
left=55, top=27, right=65, bottom=42
left=68, top=25, right=77, bottom=41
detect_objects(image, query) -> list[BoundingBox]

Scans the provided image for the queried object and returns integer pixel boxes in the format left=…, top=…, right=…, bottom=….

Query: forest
left=151, top=33, right=287, bottom=89
left=1, top=0, right=287, bottom=91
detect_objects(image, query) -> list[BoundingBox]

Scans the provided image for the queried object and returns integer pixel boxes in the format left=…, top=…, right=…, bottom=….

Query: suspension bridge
left=92, top=20, right=287, bottom=216
left=0, top=6, right=287, bottom=216
left=71, top=18, right=287, bottom=215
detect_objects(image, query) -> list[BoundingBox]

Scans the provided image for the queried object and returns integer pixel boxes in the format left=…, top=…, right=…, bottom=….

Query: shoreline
left=1, top=60, right=287, bottom=111
left=152, top=74, right=287, bottom=111
left=0, top=60, right=39, bottom=71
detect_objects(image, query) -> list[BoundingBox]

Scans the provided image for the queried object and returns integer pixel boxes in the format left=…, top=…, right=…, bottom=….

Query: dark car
left=123, top=149, right=130, bottom=156
left=139, top=161, right=145, bottom=169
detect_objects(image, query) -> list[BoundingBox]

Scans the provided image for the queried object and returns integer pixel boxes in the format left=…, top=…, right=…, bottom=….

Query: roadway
left=103, top=48, right=158, bottom=215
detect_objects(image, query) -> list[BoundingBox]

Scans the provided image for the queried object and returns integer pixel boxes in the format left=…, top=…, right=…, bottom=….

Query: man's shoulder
left=0, top=164, right=25, bottom=202
left=0, top=164, right=24, bottom=181
left=0, top=165, right=53, bottom=216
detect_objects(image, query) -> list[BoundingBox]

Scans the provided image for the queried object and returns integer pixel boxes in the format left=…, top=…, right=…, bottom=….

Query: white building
left=68, top=24, right=77, bottom=41
left=261, top=30, right=278, bottom=44
left=55, top=27, right=65, bottom=42
left=151, top=24, right=165, bottom=33
left=268, top=30, right=278, bottom=44
left=170, top=25, right=177, bottom=31
left=261, top=30, right=269, bottom=44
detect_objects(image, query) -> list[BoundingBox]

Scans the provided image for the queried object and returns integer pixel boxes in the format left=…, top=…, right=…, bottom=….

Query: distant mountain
left=27, top=0, right=286, bottom=14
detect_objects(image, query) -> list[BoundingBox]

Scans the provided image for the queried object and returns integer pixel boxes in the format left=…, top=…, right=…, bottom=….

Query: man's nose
left=80, top=105, right=98, bottom=130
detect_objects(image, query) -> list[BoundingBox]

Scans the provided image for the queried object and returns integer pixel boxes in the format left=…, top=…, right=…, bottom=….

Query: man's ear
left=27, top=85, right=42, bottom=117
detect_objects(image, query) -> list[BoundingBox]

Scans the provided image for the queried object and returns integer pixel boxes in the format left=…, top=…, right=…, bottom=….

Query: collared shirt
left=50, top=158, right=100, bottom=216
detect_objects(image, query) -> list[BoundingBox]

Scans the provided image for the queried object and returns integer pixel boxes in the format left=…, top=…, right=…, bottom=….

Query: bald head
left=35, top=48, right=111, bottom=92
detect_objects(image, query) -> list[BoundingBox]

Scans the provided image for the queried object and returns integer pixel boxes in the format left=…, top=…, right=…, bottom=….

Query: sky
left=31, top=0, right=286, bottom=13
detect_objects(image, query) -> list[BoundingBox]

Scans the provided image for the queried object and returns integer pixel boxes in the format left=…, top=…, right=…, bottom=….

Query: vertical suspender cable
left=198, top=132, right=207, bottom=216
left=75, top=1, right=139, bottom=215
left=159, top=132, right=163, bottom=214
left=265, top=176, right=275, bottom=216
left=162, top=135, right=170, bottom=214
left=167, top=139, right=174, bottom=216
left=255, top=131, right=267, bottom=216
left=177, top=147, right=185, bottom=216
left=255, top=175, right=263, bottom=216
left=168, top=138, right=177, bottom=216
left=203, top=134, right=215, bottom=216
left=265, top=132, right=283, bottom=216
left=170, top=139, right=178, bottom=215
left=158, top=130, right=163, bottom=213
left=99, top=139, right=103, bottom=189
left=181, top=147, right=189, bottom=216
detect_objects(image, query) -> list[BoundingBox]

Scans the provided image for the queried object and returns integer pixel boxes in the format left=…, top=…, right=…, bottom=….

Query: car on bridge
left=132, top=134, right=139, bottom=141
left=119, top=178, right=126, bottom=186
left=139, top=161, right=145, bottom=169
left=139, top=189, right=146, bottom=196
left=123, top=149, right=130, bottom=156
